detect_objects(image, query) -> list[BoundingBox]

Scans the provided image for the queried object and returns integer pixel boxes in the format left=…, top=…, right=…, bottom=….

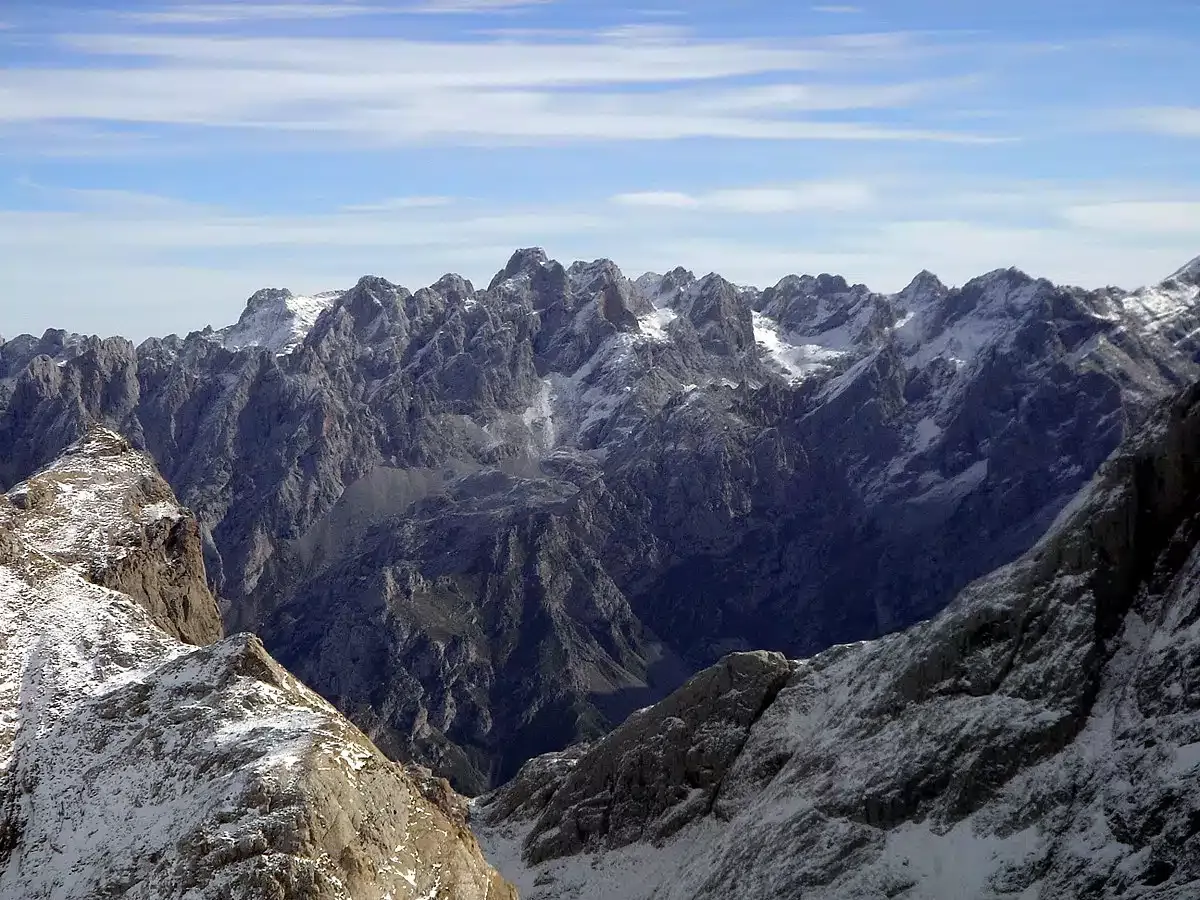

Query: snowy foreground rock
left=0, top=428, right=514, bottom=900
left=476, top=382, right=1200, bottom=899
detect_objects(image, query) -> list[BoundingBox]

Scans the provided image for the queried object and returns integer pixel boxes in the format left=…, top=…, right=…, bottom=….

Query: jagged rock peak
left=899, top=268, right=948, bottom=300
left=0, top=431, right=516, bottom=900
left=964, top=265, right=1036, bottom=291
left=243, top=286, right=294, bottom=311
left=808, top=273, right=853, bottom=294
left=567, top=258, right=627, bottom=293
left=633, top=267, right=696, bottom=306
left=769, top=273, right=806, bottom=291
left=693, top=271, right=740, bottom=295
left=1169, top=254, right=1200, bottom=285
left=431, top=272, right=476, bottom=303
left=351, top=274, right=400, bottom=297
left=492, top=246, right=551, bottom=283
left=333, top=275, right=409, bottom=331
left=509, top=245, right=549, bottom=266
left=4, top=424, right=223, bottom=644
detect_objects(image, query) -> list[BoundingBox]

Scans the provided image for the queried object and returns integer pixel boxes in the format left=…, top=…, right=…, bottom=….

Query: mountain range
left=2, top=249, right=1199, bottom=798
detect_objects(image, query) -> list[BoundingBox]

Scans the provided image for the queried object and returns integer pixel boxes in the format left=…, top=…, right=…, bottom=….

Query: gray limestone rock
left=496, top=650, right=796, bottom=863
left=476, top=380, right=1200, bottom=900
left=2, top=250, right=1199, bottom=794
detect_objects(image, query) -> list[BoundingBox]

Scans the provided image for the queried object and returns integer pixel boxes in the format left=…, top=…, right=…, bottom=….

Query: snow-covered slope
left=0, top=428, right=514, bottom=900
left=475, top=380, right=1200, bottom=899
left=218, top=287, right=343, bottom=354
left=1116, top=260, right=1200, bottom=335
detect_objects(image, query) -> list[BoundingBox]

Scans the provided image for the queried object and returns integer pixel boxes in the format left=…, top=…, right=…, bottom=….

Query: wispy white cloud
left=14, top=175, right=210, bottom=212
left=341, top=195, right=456, bottom=211
left=685, top=77, right=971, bottom=113
left=405, top=0, right=555, bottom=13
left=0, top=31, right=996, bottom=147
left=1060, top=201, right=1200, bottom=236
left=612, top=191, right=699, bottom=209
left=55, top=31, right=894, bottom=82
left=596, top=24, right=693, bottom=42
left=1121, top=106, right=1200, bottom=138
left=121, top=0, right=555, bottom=23
left=0, top=204, right=607, bottom=254
left=122, top=4, right=393, bottom=24
left=812, top=5, right=863, bottom=13
left=613, top=180, right=874, bottom=213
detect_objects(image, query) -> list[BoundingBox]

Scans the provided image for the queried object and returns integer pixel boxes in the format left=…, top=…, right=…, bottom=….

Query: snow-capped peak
left=219, top=287, right=342, bottom=354
left=632, top=268, right=695, bottom=309
left=1168, top=254, right=1200, bottom=285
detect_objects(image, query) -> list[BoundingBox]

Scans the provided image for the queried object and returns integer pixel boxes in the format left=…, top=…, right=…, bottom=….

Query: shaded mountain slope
left=1, top=251, right=1198, bottom=789
left=476, top=378, right=1200, bottom=899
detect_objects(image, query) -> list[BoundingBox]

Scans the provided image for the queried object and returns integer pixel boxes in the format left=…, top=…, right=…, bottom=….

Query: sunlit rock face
left=0, top=429, right=515, bottom=900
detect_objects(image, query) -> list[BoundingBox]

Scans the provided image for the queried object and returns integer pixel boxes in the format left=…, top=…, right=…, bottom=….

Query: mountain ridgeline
left=2, top=249, right=1199, bottom=792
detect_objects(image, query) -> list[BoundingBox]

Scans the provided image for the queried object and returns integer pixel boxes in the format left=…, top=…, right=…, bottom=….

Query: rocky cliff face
left=4, top=427, right=222, bottom=645
left=2, top=251, right=1198, bottom=791
left=475, top=380, right=1200, bottom=900
left=0, top=428, right=514, bottom=900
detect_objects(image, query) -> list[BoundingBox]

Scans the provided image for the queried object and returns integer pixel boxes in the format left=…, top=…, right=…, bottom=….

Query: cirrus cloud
left=613, top=180, right=874, bottom=213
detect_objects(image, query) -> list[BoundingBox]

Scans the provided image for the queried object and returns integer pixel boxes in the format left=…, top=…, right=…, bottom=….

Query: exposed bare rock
left=475, top=380, right=1200, bottom=899
left=3, top=250, right=1200, bottom=791
left=495, top=651, right=795, bottom=863
left=0, top=433, right=515, bottom=900
left=3, top=426, right=222, bottom=645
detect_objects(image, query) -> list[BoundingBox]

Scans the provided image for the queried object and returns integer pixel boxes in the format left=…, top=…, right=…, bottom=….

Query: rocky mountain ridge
left=1, top=250, right=1198, bottom=791
left=475, top=378, right=1200, bottom=899
left=0, top=427, right=514, bottom=899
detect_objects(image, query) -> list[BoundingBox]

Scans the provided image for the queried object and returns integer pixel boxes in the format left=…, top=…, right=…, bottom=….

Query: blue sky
left=1, top=0, right=1199, bottom=338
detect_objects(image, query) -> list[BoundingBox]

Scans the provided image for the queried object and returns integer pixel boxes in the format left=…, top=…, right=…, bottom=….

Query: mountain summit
left=0, top=428, right=514, bottom=900
left=218, top=287, right=344, bottom=354
left=1, top=251, right=1199, bottom=793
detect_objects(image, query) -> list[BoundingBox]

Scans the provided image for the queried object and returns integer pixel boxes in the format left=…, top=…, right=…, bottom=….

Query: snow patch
left=637, top=306, right=677, bottom=342
left=751, top=312, right=844, bottom=382
left=913, top=416, right=942, bottom=453
left=522, top=379, right=558, bottom=452
left=1119, top=278, right=1200, bottom=335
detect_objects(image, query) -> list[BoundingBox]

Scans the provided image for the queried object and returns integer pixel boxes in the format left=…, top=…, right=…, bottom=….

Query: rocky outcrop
left=498, top=651, right=795, bottom=863
left=4, top=426, right=222, bottom=645
left=475, top=381, right=1200, bottom=900
left=2, top=250, right=1199, bottom=791
left=0, top=433, right=515, bottom=900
